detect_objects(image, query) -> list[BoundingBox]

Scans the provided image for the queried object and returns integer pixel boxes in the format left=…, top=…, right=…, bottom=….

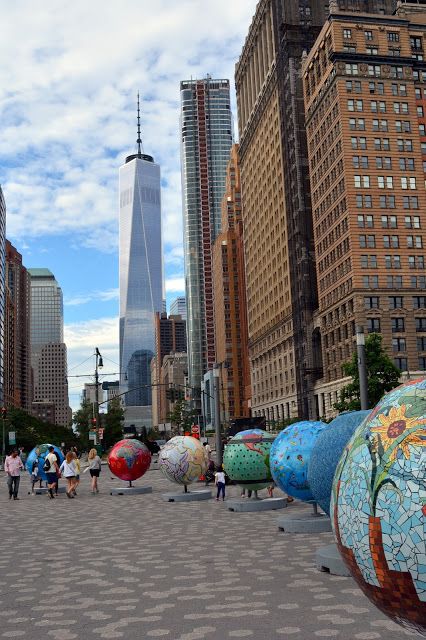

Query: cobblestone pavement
left=0, top=465, right=413, bottom=640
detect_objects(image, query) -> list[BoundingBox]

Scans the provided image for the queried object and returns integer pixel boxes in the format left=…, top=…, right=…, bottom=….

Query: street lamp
left=94, top=348, right=103, bottom=444
left=213, top=365, right=222, bottom=467
left=356, top=326, right=369, bottom=410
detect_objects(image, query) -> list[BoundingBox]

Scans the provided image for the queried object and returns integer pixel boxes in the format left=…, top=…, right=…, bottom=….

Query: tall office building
left=4, top=240, right=31, bottom=410
left=0, top=190, right=6, bottom=409
left=303, top=3, right=426, bottom=417
left=170, top=296, right=187, bottom=320
left=212, top=144, right=251, bottom=421
left=28, top=268, right=71, bottom=426
left=236, top=0, right=397, bottom=423
left=119, top=100, right=164, bottom=425
left=180, top=76, right=233, bottom=394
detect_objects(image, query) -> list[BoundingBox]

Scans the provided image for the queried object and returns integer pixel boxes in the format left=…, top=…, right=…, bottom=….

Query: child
left=215, top=466, right=226, bottom=501
left=31, top=458, right=42, bottom=494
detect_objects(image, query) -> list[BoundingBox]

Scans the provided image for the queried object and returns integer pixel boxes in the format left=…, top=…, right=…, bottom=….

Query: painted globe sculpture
left=270, top=421, right=327, bottom=502
left=108, top=439, right=151, bottom=482
left=308, top=411, right=370, bottom=516
left=223, top=429, right=274, bottom=492
left=331, top=378, right=426, bottom=635
left=159, top=436, right=208, bottom=486
left=26, top=444, right=64, bottom=482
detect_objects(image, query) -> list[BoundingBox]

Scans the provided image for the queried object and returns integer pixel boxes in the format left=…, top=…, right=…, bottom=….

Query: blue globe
left=26, top=444, right=64, bottom=482
left=270, top=421, right=327, bottom=502
left=308, top=411, right=370, bottom=516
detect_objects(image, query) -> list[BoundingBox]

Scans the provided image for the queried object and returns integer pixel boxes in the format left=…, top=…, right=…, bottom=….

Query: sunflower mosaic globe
left=159, top=436, right=208, bottom=486
left=223, top=428, right=274, bottom=491
left=331, top=378, right=426, bottom=635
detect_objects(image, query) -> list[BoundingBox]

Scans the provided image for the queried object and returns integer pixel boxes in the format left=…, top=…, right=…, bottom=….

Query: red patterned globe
left=108, top=439, right=151, bottom=482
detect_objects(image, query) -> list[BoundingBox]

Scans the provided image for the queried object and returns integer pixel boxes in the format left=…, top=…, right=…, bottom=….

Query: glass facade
left=180, top=78, right=232, bottom=390
left=119, top=155, right=164, bottom=407
left=28, top=269, right=63, bottom=345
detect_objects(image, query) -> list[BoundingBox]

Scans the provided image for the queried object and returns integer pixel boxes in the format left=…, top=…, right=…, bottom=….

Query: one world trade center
left=119, top=97, right=164, bottom=430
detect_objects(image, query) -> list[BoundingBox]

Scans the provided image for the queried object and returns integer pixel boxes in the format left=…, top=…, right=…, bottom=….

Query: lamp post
left=213, top=365, right=222, bottom=467
left=356, top=325, right=369, bottom=410
left=1, top=407, right=6, bottom=465
left=94, top=348, right=103, bottom=445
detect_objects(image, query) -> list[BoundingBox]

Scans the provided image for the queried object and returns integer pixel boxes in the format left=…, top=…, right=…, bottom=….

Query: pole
left=356, top=325, right=369, bottom=410
left=2, top=413, right=4, bottom=464
left=95, top=348, right=103, bottom=447
left=213, top=366, right=222, bottom=467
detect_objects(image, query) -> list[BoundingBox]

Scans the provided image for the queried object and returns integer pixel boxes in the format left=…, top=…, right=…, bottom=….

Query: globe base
left=227, top=497, right=287, bottom=512
left=316, top=543, right=351, bottom=576
left=162, top=489, right=211, bottom=502
left=110, top=486, right=152, bottom=496
left=278, top=512, right=332, bottom=534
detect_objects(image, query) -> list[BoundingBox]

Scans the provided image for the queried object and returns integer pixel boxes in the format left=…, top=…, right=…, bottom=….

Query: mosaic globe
left=223, top=429, right=274, bottom=492
left=308, top=411, right=370, bottom=516
left=108, top=439, right=151, bottom=482
left=159, top=436, right=208, bottom=486
left=26, top=444, right=64, bottom=482
left=270, top=421, right=327, bottom=502
left=331, top=378, right=426, bottom=635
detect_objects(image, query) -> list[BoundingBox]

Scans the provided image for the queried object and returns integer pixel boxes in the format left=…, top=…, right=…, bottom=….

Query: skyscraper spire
left=137, top=92, right=142, bottom=157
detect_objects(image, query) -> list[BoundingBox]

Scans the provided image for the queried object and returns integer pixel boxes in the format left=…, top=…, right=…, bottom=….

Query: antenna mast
left=137, top=93, right=142, bottom=157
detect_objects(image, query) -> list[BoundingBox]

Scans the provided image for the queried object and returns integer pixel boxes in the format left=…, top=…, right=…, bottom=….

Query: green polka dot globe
left=331, top=378, right=426, bottom=635
left=223, top=429, right=274, bottom=491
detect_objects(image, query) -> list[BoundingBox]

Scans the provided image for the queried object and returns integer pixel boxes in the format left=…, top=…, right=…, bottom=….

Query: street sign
left=89, top=431, right=97, bottom=442
left=98, top=428, right=104, bottom=440
left=191, top=425, right=200, bottom=434
left=8, top=432, right=16, bottom=445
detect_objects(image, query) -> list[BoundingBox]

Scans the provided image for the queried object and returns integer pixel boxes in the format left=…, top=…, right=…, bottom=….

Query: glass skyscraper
left=119, top=143, right=164, bottom=413
left=180, top=77, right=233, bottom=392
left=28, top=268, right=71, bottom=427
left=0, top=188, right=6, bottom=408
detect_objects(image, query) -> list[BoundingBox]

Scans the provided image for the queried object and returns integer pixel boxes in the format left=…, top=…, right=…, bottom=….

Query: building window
left=385, top=255, right=401, bottom=269
left=343, top=29, right=352, bottom=39
left=374, top=138, right=390, bottom=151
left=401, top=177, right=417, bottom=190
left=354, top=175, right=370, bottom=188
left=359, top=234, right=375, bottom=248
left=365, top=30, right=373, bottom=41
left=346, top=63, right=359, bottom=75
left=348, top=99, right=363, bottom=112
left=346, top=80, right=362, bottom=93
left=351, top=136, right=367, bottom=149
left=387, top=275, right=403, bottom=288
left=392, top=337, right=406, bottom=352
left=367, top=318, right=381, bottom=333
left=383, top=235, right=399, bottom=248
left=405, top=215, right=421, bottom=228
left=365, top=296, right=380, bottom=309
left=419, top=357, right=426, bottom=370
left=407, top=236, right=423, bottom=248
left=390, top=297, right=404, bottom=310
left=368, top=64, right=381, bottom=77
left=414, top=296, right=426, bottom=309
left=416, top=318, right=426, bottom=332
left=357, top=214, right=373, bottom=227
left=372, top=119, right=388, bottom=131
left=418, top=337, right=426, bottom=350
left=394, top=357, right=408, bottom=371
left=399, top=158, right=415, bottom=171
left=387, top=32, right=399, bottom=42
left=397, top=138, right=413, bottom=151
left=391, top=317, right=405, bottom=332
left=411, top=276, right=426, bottom=289
left=376, top=157, right=392, bottom=170
left=356, top=195, right=372, bottom=208
left=377, top=176, right=393, bottom=189
left=361, top=255, right=377, bottom=269
left=352, top=155, right=368, bottom=168
left=366, top=46, right=379, bottom=55
left=363, top=275, right=379, bottom=289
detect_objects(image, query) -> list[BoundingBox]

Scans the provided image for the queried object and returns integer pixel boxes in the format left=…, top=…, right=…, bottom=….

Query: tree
left=103, top=397, right=124, bottom=448
left=334, top=333, right=400, bottom=412
left=73, top=400, right=93, bottom=448
left=4, top=407, right=81, bottom=452
left=167, top=399, right=197, bottom=435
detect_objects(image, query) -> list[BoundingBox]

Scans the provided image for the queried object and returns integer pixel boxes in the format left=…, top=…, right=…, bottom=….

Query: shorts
left=75, top=474, right=80, bottom=480
left=65, top=475, right=75, bottom=480
left=90, top=469, right=100, bottom=477
left=46, top=472, right=57, bottom=484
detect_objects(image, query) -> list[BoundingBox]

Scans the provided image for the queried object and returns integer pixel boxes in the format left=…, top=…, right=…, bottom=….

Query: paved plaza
left=0, top=465, right=413, bottom=640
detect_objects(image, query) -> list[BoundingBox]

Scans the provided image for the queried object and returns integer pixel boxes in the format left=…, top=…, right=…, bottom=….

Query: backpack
left=43, top=457, right=51, bottom=472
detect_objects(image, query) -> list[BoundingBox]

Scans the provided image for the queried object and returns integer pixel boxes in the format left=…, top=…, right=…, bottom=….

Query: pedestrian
left=5, top=449, right=24, bottom=500
left=59, top=452, right=77, bottom=499
left=43, top=446, right=60, bottom=499
left=87, top=448, right=101, bottom=494
left=30, top=457, right=42, bottom=494
left=268, top=481, right=275, bottom=498
left=215, top=465, right=226, bottom=501
left=203, top=441, right=212, bottom=461
left=73, top=452, right=81, bottom=495
left=53, top=450, right=62, bottom=496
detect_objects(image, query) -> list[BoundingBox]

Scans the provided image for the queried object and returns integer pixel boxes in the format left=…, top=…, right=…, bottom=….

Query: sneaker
left=13, top=497, right=20, bottom=500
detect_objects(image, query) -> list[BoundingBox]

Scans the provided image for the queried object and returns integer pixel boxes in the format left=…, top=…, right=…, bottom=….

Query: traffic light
left=166, top=388, right=171, bottom=400
left=1, top=407, right=6, bottom=419
left=166, top=387, right=177, bottom=401
left=92, top=417, right=97, bottom=428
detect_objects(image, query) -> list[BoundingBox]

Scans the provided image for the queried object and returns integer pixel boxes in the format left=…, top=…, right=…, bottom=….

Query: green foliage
left=274, top=418, right=301, bottom=431
left=102, top=397, right=124, bottom=448
left=73, top=400, right=93, bottom=449
left=3, top=407, right=81, bottom=453
left=334, top=333, right=401, bottom=412
left=166, top=399, right=197, bottom=434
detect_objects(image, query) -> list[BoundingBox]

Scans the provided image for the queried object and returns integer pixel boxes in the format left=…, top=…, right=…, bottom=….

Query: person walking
left=215, top=466, right=226, bottom=502
left=44, top=446, right=59, bottom=499
left=87, top=448, right=101, bottom=494
left=5, top=449, right=24, bottom=500
left=59, top=452, right=77, bottom=499
left=73, top=452, right=81, bottom=495
left=30, top=457, right=42, bottom=494
left=203, top=441, right=212, bottom=461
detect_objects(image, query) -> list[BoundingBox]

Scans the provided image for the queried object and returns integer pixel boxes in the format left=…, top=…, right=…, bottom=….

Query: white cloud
left=64, top=288, right=119, bottom=306
left=0, top=0, right=258, bottom=259
left=165, top=277, right=185, bottom=293
left=65, top=316, right=119, bottom=412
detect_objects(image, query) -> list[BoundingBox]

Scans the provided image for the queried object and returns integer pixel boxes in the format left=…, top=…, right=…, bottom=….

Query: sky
left=0, top=0, right=258, bottom=411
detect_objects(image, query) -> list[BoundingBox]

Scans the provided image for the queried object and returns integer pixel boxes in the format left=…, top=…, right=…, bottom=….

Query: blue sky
left=0, top=0, right=258, bottom=410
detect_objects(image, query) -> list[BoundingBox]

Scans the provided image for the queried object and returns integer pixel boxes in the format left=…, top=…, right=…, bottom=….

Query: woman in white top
left=59, top=452, right=77, bottom=499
